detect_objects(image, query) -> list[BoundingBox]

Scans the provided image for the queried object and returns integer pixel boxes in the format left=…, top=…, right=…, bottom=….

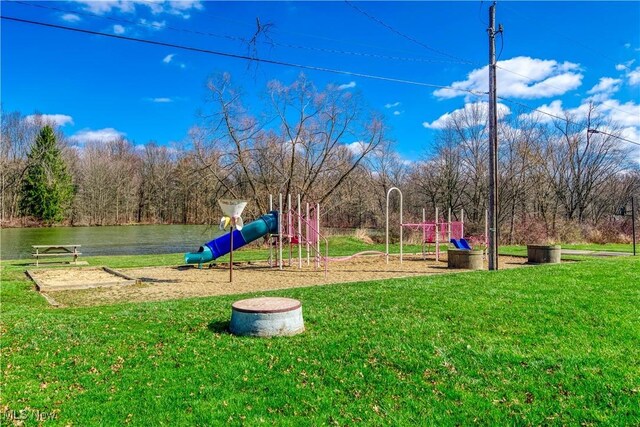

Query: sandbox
left=27, top=266, right=137, bottom=291
left=34, top=254, right=530, bottom=307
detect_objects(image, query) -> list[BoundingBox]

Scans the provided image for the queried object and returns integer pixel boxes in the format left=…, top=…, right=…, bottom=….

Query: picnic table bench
left=32, top=245, right=82, bottom=266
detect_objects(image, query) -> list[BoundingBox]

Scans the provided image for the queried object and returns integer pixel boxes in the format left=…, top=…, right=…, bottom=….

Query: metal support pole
left=298, top=194, right=302, bottom=268
left=422, top=208, right=426, bottom=259
left=279, top=193, right=283, bottom=270
left=447, top=207, right=452, bottom=243
left=306, top=203, right=310, bottom=265
left=229, top=223, right=234, bottom=283
left=435, top=207, right=439, bottom=262
left=269, top=194, right=273, bottom=267
left=316, top=203, right=321, bottom=268
left=632, top=196, right=637, bottom=256
left=288, top=193, right=292, bottom=267
left=385, top=187, right=403, bottom=264
left=461, top=208, right=465, bottom=237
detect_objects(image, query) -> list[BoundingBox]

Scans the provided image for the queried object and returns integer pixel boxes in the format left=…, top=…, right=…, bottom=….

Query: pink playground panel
left=403, top=221, right=464, bottom=243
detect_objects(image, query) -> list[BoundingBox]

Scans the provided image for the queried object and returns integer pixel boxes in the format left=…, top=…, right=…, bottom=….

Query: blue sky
left=2, top=1, right=639, bottom=160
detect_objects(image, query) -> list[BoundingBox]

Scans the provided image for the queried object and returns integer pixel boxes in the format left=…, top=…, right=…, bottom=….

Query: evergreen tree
left=19, top=125, right=74, bottom=223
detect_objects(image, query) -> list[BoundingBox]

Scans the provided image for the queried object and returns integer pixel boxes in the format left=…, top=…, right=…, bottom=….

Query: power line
left=196, top=4, right=466, bottom=62
left=343, top=0, right=475, bottom=65
left=167, top=0, right=639, bottom=124
left=104, top=0, right=476, bottom=64
left=4, top=15, right=637, bottom=148
left=14, top=1, right=245, bottom=42
left=586, top=129, right=640, bottom=147
left=497, top=96, right=640, bottom=147
left=341, top=0, right=639, bottom=121
left=26, top=0, right=634, bottom=122
left=495, top=64, right=638, bottom=119
left=267, top=40, right=470, bottom=65
left=501, top=2, right=637, bottom=73
left=13, top=1, right=469, bottom=66
left=1, top=15, right=486, bottom=94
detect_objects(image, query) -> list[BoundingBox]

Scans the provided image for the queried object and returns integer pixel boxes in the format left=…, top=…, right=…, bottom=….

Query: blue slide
left=185, top=211, right=278, bottom=266
left=450, top=238, right=472, bottom=250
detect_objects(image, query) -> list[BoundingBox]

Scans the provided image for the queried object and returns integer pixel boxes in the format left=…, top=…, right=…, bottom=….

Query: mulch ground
left=31, top=253, right=532, bottom=307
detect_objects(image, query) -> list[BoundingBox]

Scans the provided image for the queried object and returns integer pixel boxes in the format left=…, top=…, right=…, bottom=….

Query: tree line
left=2, top=74, right=638, bottom=244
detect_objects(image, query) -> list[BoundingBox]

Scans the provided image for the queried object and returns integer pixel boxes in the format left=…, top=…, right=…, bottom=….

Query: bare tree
left=196, top=73, right=387, bottom=216
left=545, top=102, right=629, bottom=222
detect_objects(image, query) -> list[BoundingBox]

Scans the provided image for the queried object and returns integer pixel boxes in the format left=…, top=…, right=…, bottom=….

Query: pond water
left=0, top=225, right=223, bottom=260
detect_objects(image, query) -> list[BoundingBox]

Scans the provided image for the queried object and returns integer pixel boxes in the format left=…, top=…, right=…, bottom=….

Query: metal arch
left=385, top=187, right=403, bottom=264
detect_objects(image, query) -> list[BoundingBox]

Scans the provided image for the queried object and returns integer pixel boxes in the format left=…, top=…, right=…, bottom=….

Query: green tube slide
left=184, top=211, right=278, bottom=266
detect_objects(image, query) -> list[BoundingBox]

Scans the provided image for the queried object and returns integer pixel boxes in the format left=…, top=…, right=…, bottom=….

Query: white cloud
left=113, top=24, right=126, bottom=35
left=517, top=100, right=566, bottom=124
left=70, top=1, right=203, bottom=18
left=616, top=59, right=635, bottom=71
left=74, top=1, right=133, bottom=14
left=587, top=77, right=622, bottom=101
left=166, top=0, right=203, bottom=18
left=517, top=100, right=597, bottom=125
left=140, top=19, right=166, bottom=30
left=163, top=54, right=186, bottom=69
left=69, top=128, right=125, bottom=143
left=422, top=102, right=511, bottom=130
left=385, top=101, right=400, bottom=109
left=61, top=13, right=81, bottom=23
left=590, top=125, right=640, bottom=162
left=434, top=56, right=583, bottom=100
left=151, top=97, right=173, bottom=103
left=393, top=111, right=401, bottom=116
left=600, top=100, right=640, bottom=128
left=518, top=98, right=640, bottom=131
left=628, top=67, right=640, bottom=86
left=624, top=43, right=632, bottom=49
left=399, top=158, right=414, bottom=166
left=337, top=81, right=356, bottom=90
left=620, top=127, right=640, bottom=146
left=25, top=114, right=74, bottom=127
left=345, top=141, right=365, bottom=155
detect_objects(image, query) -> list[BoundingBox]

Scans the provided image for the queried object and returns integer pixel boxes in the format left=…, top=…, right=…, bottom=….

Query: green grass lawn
left=500, top=243, right=636, bottom=258
left=560, top=243, right=637, bottom=253
left=1, top=247, right=639, bottom=425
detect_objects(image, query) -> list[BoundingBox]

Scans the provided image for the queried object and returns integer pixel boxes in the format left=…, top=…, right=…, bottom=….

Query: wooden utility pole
left=487, top=2, right=500, bottom=270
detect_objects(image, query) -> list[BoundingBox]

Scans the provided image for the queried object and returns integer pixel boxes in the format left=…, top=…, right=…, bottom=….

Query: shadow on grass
left=208, top=320, right=231, bottom=334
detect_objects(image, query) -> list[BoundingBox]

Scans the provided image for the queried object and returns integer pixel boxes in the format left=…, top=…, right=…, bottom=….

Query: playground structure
left=270, top=194, right=328, bottom=277
left=184, top=194, right=329, bottom=277
left=184, top=210, right=278, bottom=267
left=185, top=188, right=483, bottom=275
left=403, top=208, right=465, bottom=261
left=385, top=187, right=475, bottom=263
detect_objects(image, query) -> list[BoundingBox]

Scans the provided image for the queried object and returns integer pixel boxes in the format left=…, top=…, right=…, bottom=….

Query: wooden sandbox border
left=26, top=266, right=139, bottom=307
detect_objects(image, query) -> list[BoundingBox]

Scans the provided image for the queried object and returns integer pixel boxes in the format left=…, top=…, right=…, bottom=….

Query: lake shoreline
left=0, top=218, right=213, bottom=229
left=0, top=224, right=221, bottom=260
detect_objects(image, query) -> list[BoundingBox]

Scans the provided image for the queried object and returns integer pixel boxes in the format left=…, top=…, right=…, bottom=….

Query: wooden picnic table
left=32, top=244, right=82, bottom=266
